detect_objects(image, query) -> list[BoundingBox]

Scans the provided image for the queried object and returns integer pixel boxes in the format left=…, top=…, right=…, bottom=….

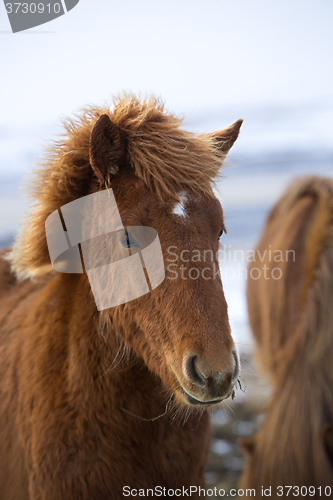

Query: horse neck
left=52, top=274, right=164, bottom=420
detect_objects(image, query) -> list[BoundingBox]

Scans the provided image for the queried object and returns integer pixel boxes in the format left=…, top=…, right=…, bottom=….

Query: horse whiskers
left=98, top=338, right=132, bottom=378
left=190, top=407, right=205, bottom=431
left=169, top=400, right=203, bottom=427
left=236, top=365, right=256, bottom=377
left=120, top=385, right=181, bottom=422
left=224, top=400, right=236, bottom=416
left=169, top=404, right=182, bottom=425
left=96, top=312, right=135, bottom=377
left=179, top=405, right=191, bottom=426
left=170, top=403, right=188, bottom=426
left=98, top=312, right=112, bottom=341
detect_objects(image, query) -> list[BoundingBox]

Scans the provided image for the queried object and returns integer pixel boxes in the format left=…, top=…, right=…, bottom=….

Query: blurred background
left=1, top=0, right=333, bottom=493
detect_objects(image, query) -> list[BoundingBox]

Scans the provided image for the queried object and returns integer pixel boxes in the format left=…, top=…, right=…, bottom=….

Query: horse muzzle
left=175, top=348, right=240, bottom=406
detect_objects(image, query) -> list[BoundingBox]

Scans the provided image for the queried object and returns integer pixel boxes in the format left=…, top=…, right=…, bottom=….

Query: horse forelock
left=62, top=93, right=224, bottom=201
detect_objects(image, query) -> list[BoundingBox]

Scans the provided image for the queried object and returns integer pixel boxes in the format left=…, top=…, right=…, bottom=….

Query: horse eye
left=120, top=231, right=140, bottom=249
left=218, top=226, right=226, bottom=240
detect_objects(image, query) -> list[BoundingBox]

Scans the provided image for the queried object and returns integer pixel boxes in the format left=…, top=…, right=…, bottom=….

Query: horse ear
left=239, top=436, right=256, bottom=458
left=323, top=423, right=333, bottom=463
left=89, top=114, right=127, bottom=181
left=205, top=119, right=243, bottom=154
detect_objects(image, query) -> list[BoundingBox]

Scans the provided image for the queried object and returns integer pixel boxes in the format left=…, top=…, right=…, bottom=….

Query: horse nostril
left=232, top=349, right=240, bottom=382
left=184, top=355, right=206, bottom=387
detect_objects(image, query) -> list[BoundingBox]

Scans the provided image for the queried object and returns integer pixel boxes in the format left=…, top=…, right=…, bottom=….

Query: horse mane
left=268, top=175, right=333, bottom=229
left=242, top=234, right=333, bottom=488
left=241, top=175, right=333, bottom=490
left=247, top=175, right=333, bottom=375
left=269, top=175, right=333, bottom=334
left=6, top=94, right=228, bottom=281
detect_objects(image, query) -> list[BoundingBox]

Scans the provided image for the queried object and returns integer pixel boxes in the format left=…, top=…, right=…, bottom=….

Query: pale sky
left=1, top=0, right=333, bottom=127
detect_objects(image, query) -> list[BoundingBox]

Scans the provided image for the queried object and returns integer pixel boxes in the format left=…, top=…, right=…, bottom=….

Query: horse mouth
left=180, top=387, right=230, bottom=406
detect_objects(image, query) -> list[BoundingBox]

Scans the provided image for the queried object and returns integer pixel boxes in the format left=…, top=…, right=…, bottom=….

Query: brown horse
left=240, top=176, right=333, bottom=497
left=0, top=95, right=242, bottom=499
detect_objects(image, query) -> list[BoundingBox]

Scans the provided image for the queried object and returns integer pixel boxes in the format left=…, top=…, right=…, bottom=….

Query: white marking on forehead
left=172, top=192, right=188, bottom=218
